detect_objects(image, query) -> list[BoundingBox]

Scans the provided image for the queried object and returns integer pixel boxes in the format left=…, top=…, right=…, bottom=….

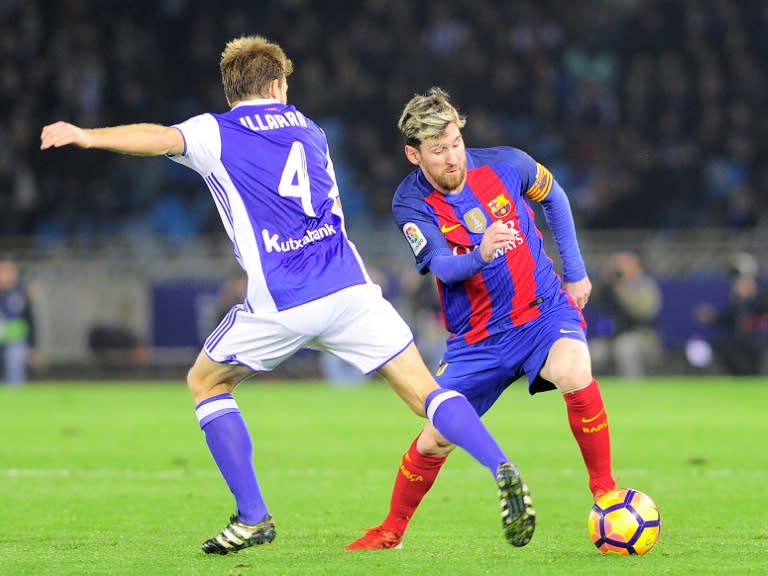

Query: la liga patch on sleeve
left=402, top=222, right=427, bottom=256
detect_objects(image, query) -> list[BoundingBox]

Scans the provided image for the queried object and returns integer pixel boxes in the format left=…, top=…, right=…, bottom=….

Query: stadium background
left=1, top=0, right=766, bottom=378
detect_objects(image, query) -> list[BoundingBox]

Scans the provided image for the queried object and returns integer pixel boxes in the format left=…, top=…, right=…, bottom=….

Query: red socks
left=379, top=381, right=613, bottom=534
left=563, top=380, right=616, bottom=498
left=382, top=436, right=447, bottom=534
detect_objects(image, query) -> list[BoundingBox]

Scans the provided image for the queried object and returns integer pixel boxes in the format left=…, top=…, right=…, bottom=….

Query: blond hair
left=398, top=87, right=466, bottom=146
left=220, top=35, right=294, bottom=104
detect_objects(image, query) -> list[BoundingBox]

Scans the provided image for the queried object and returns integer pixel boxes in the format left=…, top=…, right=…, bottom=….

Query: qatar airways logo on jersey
left=261, top=223, right=337, bottom=253
left=451, top=220, right=523, bottom=256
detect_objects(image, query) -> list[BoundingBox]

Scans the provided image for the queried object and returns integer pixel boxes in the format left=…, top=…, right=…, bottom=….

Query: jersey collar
left=231, top=98, right=282, bottom=109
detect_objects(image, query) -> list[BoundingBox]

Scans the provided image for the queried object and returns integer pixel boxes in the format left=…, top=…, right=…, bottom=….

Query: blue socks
left=195, top=388, right=505, bottom=522
left=195, top=393, right=268, bottom=524
left=425, top=389, right=508, bottom=474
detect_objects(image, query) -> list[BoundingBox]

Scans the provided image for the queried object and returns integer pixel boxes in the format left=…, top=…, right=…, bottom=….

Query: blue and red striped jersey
left=392, top=146, right=571, bottom=346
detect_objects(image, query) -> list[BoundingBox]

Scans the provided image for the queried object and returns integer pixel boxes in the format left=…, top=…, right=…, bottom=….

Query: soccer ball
left=587, top=488, right=661, bottom=555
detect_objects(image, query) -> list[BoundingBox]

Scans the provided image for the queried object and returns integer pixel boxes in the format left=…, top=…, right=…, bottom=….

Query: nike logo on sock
left=581, top=409, right=605, bottom=424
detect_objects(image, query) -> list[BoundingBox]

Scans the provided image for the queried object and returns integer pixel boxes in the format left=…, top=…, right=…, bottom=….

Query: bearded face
left=407, top=123, right=467, bottom=195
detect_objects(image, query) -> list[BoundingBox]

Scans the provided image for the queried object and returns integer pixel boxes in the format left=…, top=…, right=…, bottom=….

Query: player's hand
left=40, top=121, right=91, bottom=150
left=479, top=220, right=517, bottom=263
left=564, top=276, right=592, bottom=309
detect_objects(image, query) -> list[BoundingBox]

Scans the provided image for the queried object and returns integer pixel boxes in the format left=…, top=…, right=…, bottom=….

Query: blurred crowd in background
left=1, top=0, right=768, bottom=382
left=2, top=0, right=768, bottom=240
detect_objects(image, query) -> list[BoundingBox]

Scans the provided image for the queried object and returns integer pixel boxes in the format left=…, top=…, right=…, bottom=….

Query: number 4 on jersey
left=278, top=141, right=316, bottom=217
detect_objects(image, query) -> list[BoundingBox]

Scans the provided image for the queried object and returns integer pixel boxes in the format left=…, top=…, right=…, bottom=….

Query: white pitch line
left=3, top=468, right=220, bottom=479
left=3, top=467, right=765, bottom=480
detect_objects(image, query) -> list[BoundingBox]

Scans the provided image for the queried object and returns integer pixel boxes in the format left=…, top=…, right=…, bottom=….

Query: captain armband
left=525, top=163, right=553, bottom=203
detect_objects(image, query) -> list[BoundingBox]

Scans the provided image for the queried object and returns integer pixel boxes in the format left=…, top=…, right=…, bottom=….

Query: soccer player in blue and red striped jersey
left=347, top=87, right=616, bottom=551
left=40, top=39, right=534, bottom=556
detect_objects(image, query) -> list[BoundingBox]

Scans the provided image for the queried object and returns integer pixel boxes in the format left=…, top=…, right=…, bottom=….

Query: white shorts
left=204, top=283, right=414, bottom=375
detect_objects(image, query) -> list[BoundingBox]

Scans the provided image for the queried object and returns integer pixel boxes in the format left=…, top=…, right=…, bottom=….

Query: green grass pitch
left=2, top=377, right=767, bottom=575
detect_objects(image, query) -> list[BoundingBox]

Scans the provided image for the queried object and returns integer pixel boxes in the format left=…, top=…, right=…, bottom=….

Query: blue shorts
left=435, top=303, right=586, bottom=416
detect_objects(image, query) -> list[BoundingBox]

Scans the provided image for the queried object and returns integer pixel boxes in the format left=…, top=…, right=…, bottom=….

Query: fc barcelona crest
left=487, top=194, right=512, bottom=218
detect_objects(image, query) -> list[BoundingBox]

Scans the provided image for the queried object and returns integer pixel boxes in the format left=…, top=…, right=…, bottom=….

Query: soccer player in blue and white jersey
left=346, top=88, right=616, bottom=551
left=40, top=37, right=534, bottom=554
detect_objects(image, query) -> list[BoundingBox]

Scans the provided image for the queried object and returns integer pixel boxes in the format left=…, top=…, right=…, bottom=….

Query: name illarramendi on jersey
left=239, top=110, right=309, bottom=132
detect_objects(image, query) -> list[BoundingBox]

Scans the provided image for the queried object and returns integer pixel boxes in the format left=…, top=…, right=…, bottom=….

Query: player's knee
left=186, top=363, right=221, bottom=402
left=556, top=368, right=592, bottom=393
left=186, top=364, right=205, bottom=397
left=545, top=339, right=593, bottom=393
left=547, top=355, right=593, bottom=393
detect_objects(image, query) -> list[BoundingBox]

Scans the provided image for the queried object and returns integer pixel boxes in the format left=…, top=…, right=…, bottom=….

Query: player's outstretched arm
left=40, top=121, right=184, bottom=157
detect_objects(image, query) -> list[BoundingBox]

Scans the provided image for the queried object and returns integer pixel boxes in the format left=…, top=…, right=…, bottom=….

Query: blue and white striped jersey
left=169, top=99, right=371, bottom=312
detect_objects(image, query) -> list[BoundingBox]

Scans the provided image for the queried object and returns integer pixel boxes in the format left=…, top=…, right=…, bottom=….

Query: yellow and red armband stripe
left=525, top=163, right=553, bottom=202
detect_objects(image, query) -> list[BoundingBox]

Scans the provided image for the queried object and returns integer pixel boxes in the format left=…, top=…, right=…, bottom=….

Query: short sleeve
left=168, top=113, right=221, bottom=176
